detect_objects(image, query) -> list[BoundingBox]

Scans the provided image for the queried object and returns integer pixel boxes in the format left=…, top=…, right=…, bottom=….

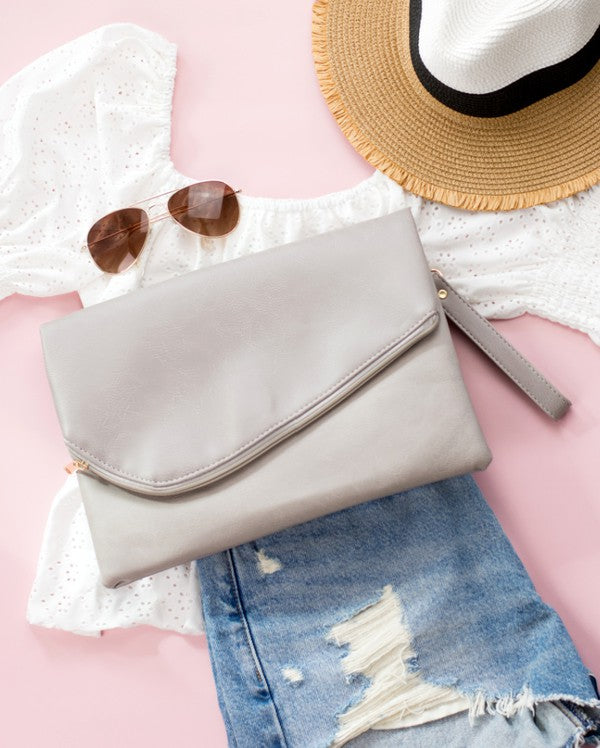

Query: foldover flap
left=41, top=209, right=440, bottom=496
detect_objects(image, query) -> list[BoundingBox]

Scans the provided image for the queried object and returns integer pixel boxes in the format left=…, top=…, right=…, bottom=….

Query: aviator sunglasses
left=85, top=180, right=240, bottom=274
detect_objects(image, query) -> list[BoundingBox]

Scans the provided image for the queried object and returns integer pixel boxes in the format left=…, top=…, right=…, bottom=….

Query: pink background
left=1, top=2, right=599, bottom=746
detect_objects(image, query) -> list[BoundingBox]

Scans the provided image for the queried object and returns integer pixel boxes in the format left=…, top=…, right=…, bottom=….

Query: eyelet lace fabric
left=0, top=23, right=597, bottom=635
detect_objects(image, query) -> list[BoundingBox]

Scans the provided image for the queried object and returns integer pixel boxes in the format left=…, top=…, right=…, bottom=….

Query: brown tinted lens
left=87, top=208, right=149, bottom=273
left=167, top=181, right=240, bottom=237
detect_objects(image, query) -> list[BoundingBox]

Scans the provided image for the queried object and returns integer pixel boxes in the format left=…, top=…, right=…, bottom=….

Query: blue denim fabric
left=197, top=474, right=600, bottom=747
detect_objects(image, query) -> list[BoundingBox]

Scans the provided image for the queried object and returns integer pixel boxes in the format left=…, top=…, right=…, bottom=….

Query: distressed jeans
left=196, top=474, right=600, bottom=747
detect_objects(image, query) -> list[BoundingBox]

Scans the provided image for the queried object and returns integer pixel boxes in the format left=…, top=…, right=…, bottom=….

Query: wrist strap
left=431, top=270, right=571, bottom=420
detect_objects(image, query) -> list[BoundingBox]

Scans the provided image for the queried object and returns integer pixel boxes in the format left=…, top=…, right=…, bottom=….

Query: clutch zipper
left=65, top=459, right=89, bottom=474
left=59, top=311, right=440, bottom=497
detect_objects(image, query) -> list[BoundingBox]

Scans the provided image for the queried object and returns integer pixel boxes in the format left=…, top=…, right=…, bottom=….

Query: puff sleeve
left=0, top=23, right=177, bottom=299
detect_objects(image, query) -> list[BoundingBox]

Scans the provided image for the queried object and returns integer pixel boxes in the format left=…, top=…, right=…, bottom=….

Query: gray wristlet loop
left=432, top=270, right=571, bottom=420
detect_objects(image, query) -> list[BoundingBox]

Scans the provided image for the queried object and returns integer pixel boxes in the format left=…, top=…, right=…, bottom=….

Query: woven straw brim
left=312, top=0, right=600, bottom=210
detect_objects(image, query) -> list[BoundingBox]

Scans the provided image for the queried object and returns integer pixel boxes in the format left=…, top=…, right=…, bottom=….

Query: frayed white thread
left=468, top=687, right=536, bottom=725
left=255, top=549, right=282, bottom=575
left=282, top=667, right=304, bottom=685
left=327, top=585, right=469, bottom=747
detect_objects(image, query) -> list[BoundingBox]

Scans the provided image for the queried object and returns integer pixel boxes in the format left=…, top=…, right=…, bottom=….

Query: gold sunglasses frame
left=82, top=182, right=242, bottom=273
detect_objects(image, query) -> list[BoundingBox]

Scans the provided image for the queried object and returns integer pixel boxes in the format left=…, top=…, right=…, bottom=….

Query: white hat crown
left=419, top=0, right=600, bottom=94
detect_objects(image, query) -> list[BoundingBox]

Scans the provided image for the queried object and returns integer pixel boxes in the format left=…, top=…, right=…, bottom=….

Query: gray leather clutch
left=41, top=209, right=493, bottom=587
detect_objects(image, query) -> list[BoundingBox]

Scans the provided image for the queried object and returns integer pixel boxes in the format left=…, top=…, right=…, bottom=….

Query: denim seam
left=554, top=700, right=586, bottom=748
left=554, top=700, right=600, bottom=748
left=195, top=561, right=239, bottom=748
left=562, top=700, right=597, bottom=730
left=226, top=549, right=289, bottom=748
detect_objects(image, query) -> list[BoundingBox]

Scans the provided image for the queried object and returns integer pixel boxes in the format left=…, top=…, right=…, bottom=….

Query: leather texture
left=432, top=273, right=571, bottom=420
left=42, top=210, right=441, bottom=494
left=40, top=210, right=492, bottom=587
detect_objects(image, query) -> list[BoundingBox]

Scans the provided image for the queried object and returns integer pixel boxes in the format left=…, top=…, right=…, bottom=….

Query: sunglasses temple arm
left=129, top=186, right=242, bottom=208
left=128, top=187, right=183, bottom=207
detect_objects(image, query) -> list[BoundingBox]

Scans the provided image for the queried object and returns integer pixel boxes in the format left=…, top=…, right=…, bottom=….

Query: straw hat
left=312, top=0, right=600, bottom=210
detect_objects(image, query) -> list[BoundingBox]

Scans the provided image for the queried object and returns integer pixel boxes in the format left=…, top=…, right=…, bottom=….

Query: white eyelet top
left=1, top=23, right=597, bottom=636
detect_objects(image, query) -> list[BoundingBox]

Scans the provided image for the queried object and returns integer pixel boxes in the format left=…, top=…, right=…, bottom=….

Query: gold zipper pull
left=64, top=459, right=89, bottom=474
